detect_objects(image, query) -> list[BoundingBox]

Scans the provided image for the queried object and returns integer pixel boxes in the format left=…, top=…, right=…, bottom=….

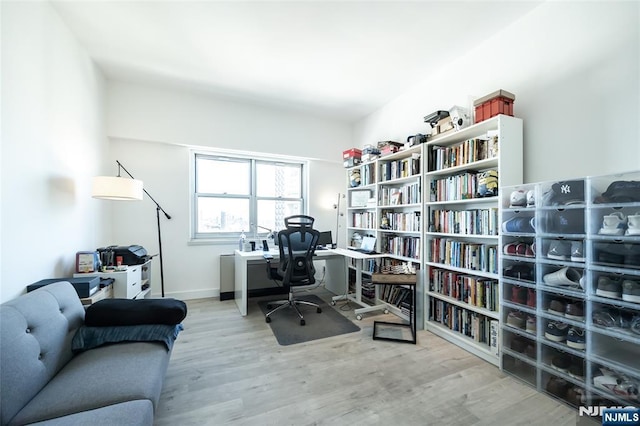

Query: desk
left=328, top=249, right=388, bottom=320
left=233, top=248, right=387, bottom=317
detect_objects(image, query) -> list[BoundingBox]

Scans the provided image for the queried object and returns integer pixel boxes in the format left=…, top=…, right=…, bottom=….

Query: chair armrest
left=263, top=253, right=274, bottom=261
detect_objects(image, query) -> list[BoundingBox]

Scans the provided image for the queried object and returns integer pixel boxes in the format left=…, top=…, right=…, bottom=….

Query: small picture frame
left=76, top=251, right=99, bottom=273
left=351, top=190, right=370, bottom=207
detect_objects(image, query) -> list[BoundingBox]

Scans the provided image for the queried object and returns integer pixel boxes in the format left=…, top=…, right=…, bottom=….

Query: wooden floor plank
left=155, top=289, right=589, bottom=425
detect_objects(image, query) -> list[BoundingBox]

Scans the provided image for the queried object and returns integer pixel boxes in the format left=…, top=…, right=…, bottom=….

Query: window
left=193, top=152, right=306, bottom=240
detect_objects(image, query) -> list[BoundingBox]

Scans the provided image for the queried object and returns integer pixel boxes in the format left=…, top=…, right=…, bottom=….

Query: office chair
left=264, top=215, right=321, bottom=326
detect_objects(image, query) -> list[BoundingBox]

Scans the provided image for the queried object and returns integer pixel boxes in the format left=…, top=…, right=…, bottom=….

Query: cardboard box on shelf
left=474, top=89, right=515, bottom=123
left=343, top=148, right=362, bottom=168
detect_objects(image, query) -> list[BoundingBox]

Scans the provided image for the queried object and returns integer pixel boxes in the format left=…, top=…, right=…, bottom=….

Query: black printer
left=28, top=277, right=100, bottom=298
left=98, top=245, right=149, bottom=266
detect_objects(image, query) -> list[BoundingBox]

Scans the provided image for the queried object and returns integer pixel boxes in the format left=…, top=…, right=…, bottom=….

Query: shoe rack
left=500, top=170, right=640, bottom=411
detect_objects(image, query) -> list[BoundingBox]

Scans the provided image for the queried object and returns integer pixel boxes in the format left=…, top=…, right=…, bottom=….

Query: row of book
left=429, top=299, right=499, bottom=353
left=348, top=257, right=419, bottom=275
left=380, top=210, right=421, bottom=232
left=351, top=211, right=376, bottom=229
left=379, top=155, right=421, bottom=181
left=347, top=256, right=376, bottom=272
left=379, top=183, right=421, bottom=206
left=359, top=163, right=376, bottom=186
left=347, top=269, right=376, bottom=300
left=429, top=172, right=479, bottom=202
left=429, top=238, right=498, bottom=273
left=429, top=136, right=499, bottom=171
left=429, top=268, right=499, bottom=311
left=383, top=235, right=421, bottom=260
left=429, top=208, right=498, bottom=235
left=379, top=284, right=413, bottom=312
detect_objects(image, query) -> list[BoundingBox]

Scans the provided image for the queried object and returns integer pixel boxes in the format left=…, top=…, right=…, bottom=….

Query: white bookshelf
left=424, top=115, right=523, bottom=366
left=345, top=143, right=423, bottom=322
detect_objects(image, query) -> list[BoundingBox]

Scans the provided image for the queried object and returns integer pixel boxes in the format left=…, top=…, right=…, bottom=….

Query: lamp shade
left=92, top=176, right=143, bottom=201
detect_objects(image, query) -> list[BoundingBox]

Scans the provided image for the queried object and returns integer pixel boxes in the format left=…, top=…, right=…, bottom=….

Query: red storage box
left=473, top=90, right=515, bottom=123
left=343, top=148, right=362, bottom=159
left=343, top=148, right=362, bottom=168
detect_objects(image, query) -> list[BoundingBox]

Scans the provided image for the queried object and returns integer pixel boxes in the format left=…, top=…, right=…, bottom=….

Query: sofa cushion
left=9, top=342, right=170, bottom=425
left=72, top=324, right=183, bottom=352
left=0, top=282, right=85, bottom=426
left=28, top=400, right=153, bottom=426
left=85, top=298, right=187, bottom=326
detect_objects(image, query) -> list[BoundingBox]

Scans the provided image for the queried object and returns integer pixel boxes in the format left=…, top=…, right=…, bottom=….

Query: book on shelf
left=390, top=190, right=402, bottom=205
left=429, top=136, right=500, bottom=171
left=429, top=299, right=495, bottom=348
left=490, top=320, right=499, bottom=356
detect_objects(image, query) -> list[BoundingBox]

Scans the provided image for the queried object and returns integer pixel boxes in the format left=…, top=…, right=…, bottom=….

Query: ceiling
left=51, top=1, right=543, bottom=122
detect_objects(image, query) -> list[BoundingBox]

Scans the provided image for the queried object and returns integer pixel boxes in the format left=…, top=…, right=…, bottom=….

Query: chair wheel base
left=317, top=307, right=322, bottom=313
left=300, top=319, right=305, bottom=326
left=266, top=317, right=271, bottom=323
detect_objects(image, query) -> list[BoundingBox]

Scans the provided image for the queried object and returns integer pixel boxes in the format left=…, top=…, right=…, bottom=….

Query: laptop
left=350, top=236, right=377, bottom=254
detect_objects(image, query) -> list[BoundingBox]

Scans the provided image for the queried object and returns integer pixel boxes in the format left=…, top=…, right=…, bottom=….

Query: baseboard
left=153, top=287, right=287, bottom=301
left=155, top=288, right=219, bottom=301
left=220, top=291, right=234, bottom=301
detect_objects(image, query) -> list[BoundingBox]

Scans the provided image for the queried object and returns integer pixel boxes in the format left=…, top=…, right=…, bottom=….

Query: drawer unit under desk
left=74, top=265, right=142, bottom=299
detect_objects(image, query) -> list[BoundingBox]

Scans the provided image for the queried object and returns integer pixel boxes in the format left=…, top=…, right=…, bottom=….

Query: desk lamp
left=92, top=160, right=171, bottom=297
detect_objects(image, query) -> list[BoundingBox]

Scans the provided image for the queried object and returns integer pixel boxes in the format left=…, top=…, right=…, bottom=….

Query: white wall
left=353, top=1, right=640, bottom=182
left=0, top=1, right=109, bottom=302
left=106, top=82, right=351, bottom=299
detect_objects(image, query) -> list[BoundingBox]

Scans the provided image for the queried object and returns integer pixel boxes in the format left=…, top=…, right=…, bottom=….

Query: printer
left=28, top=276, right=100, bottom=298
left=97, top=245, right=149, bottom=266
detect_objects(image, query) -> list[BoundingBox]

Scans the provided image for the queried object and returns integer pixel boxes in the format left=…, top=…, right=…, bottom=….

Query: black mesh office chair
left=264, top=215, right=321, bottom=326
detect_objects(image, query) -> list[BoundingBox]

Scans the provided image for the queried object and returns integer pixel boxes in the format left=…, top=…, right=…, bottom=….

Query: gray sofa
left=0, top=282, right=176, bottom=426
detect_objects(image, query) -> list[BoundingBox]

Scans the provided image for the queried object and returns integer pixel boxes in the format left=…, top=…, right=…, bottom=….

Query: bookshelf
left=424, top=115, right=523, bottom=366
left=345, top=143, right=423, bottom=322
left=501, top=170, right=640, bottom=411
left=345, top=115, right=523, bottom=355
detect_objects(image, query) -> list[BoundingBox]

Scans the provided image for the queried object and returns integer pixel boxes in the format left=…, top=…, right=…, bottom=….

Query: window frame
left=190, top=150, right=308, bottom=244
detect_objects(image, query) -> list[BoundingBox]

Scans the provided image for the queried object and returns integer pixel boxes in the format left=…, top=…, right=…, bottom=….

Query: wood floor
left=155, top=289, right=586, bottom=426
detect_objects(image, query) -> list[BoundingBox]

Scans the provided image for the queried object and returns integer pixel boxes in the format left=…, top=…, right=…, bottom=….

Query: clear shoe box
left=542, top=371, right=586, bottom=407
left=503, top=352, right=537, bottom=387
left=540, top=292, right=586, bottom=325
left=541, top=342, right=586, bottom=384
left=500, top=170, right=640, bottom=407
left=537, top=207, right=586, bottom=235
left=503, top=259, right=536, bottom=284
left=590, top=332, right=640, bottom=371
left=503, top=328, right=537, bottom=360
left=591, top=271, right=640, bottom=305
left=591, top=301, right=639, bottom=339
left=592, top=241, right=640, bottom=270
left=539, top=263, right=586, bottom=296
left=590, top=361, right=640, bottom=405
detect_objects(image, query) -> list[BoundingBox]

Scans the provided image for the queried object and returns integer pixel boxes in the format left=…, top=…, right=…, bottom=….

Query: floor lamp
left=333, top=193, right=344, bottom=248
left=92, top=160, right=171, bottom=297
